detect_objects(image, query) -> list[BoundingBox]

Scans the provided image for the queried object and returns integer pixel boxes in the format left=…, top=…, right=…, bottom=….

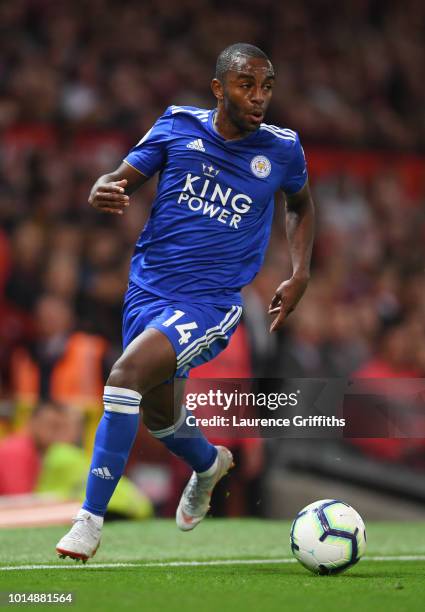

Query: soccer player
left=56, top=43, right=314, bottom=561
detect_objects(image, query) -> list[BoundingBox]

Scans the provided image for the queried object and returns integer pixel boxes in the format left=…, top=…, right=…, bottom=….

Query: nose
left=250, top=86, right=265, bottom=106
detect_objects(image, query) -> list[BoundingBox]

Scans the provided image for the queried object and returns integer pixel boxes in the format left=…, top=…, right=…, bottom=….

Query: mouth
left=246, top=110, right=264, bottom=124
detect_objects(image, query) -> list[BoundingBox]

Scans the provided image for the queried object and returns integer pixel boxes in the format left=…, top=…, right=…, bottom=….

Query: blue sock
left=83, top=386, right=142, bottom=517
left=149, top=406, right=217, bottom=473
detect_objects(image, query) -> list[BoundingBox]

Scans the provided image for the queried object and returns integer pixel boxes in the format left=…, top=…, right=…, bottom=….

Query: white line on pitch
left=1, top=555, right=425, bottom=571
left=0, top=562, right=141, bottom=571
left=0, top=559, right=293, bottom=571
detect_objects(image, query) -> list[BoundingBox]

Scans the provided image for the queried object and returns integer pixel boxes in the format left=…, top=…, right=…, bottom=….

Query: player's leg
left=78, top=330, right=170, bottom=514
left=142, top=382, right=234, bottom=532
left=56, top=327, right=176, bottom=561
left=83, top=327, right=177, bottom=513
left=142, top=382, right=217, bottom=473
left=140, top=300, right=242, bottom=531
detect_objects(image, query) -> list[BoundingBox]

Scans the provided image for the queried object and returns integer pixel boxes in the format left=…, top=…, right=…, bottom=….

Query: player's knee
left=107, top=357, right=141, bottom=393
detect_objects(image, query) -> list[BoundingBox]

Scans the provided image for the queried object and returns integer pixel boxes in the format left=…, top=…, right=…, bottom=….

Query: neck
left=213, top=107, right=251, bottom=141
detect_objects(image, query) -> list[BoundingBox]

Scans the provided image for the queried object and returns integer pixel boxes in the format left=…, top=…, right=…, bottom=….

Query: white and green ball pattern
left=290, top=499, right=367, bottom=575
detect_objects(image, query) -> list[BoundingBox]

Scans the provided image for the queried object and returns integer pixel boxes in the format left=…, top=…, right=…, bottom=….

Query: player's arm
left=88, top=161, right=149, bottom=215
left=90, top=107, right=172, bottom=214
left=269, top=181, right=315, bottom=332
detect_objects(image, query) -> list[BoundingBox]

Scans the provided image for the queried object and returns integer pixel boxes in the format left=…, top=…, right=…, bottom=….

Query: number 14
left=162, top=310, right=198, bottom=345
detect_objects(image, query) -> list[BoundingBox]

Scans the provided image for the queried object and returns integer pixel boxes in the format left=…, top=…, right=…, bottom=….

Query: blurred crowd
left=0, top=0, right=424, bottom=515
left=1, top=0, right=424, bottom=149
left=250, top=170, right=425, bottom=380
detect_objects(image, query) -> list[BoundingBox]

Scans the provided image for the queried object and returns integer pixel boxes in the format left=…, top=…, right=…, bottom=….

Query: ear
left=211, top=78, right=224, bottom=102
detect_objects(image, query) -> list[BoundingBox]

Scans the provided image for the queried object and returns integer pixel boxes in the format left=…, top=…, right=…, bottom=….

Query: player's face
left=218, top=56, right=275, bottom=133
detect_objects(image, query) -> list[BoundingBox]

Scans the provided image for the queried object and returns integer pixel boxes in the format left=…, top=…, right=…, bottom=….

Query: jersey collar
left=207, top=109, right=260, bottom=145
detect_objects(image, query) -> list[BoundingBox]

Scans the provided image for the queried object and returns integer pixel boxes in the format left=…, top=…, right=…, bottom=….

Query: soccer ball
left=290, top=499, right=367, bottom=575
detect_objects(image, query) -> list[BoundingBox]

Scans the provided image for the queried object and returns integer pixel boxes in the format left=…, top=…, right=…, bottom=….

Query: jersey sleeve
left=124, top=107, right=173, bottom=177
left=280, top=133, right=308, bottom=195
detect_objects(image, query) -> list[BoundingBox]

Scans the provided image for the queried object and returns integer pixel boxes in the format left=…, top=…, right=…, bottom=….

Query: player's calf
left=148, top=404, right=219, bottom=481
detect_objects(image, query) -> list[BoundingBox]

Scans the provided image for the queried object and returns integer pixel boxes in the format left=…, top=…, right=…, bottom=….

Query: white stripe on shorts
left=176, top=305, right=242, bottom=370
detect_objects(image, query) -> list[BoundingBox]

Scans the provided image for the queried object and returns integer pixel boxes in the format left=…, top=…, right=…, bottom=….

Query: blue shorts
left=122, top=281, right=243, bottom=377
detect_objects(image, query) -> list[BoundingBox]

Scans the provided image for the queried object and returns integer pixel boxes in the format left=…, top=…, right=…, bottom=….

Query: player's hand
left=268, top=275, right=309, bottom=332
left=88, top=179, right=129, bottom=215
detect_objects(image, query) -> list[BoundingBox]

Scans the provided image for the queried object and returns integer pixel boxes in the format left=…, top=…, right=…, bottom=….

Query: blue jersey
left=124, top=105, right=307, bottom=305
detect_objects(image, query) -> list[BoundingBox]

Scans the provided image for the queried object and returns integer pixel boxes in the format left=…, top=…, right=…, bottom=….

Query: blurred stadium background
left=0, top=0, right=424, bottom=527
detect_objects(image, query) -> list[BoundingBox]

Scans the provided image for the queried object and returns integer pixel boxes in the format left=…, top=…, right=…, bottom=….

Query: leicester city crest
left=250, top=155, right=271, bottom=178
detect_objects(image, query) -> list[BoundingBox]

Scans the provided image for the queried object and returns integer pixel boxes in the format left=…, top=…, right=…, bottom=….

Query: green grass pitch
left=1, top=519, right=425, bottom=611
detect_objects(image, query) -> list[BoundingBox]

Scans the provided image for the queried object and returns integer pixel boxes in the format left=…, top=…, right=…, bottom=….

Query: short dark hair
left=215, top=43, right=270, bottom=82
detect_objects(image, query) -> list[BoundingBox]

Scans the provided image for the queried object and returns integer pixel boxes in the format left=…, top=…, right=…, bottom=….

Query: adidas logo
left=186, top=138, right=205, bottom=152
left=91, top=466, right=114, bottom=480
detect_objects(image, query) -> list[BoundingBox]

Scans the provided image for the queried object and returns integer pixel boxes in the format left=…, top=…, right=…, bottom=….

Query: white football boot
left=176, top=446, right=234, bottom=531
left=56, top=509, right=103, bottom=563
